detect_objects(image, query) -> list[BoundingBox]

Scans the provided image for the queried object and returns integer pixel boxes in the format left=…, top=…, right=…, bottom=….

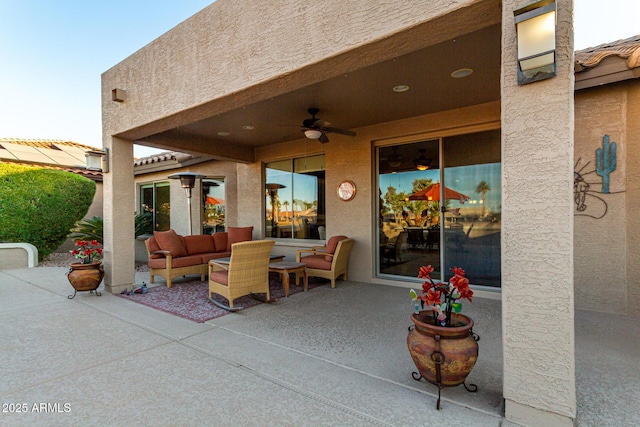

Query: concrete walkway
left=1, top=267, right=638, bottom=426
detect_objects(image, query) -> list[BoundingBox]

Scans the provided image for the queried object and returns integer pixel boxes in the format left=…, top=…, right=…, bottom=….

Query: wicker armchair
left=295, top=236, right=354, bottom=288
left=208, top=240, right=275, bottom=311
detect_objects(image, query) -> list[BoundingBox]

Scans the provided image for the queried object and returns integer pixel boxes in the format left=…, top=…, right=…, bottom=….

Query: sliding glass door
left=376, top=129, right=501, bottom=288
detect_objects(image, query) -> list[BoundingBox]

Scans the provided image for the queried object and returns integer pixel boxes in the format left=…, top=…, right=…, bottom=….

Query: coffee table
left=268, top=261, right=307, bottom=297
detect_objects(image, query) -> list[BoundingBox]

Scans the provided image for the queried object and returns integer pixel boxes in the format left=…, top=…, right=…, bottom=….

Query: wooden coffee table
left=268, top=261, right=307, bottom=297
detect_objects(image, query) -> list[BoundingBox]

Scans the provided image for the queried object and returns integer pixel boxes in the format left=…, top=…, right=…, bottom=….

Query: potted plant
left=66, top=240, right=104, bottom=299
left=407, top=265, right=479, bottom=409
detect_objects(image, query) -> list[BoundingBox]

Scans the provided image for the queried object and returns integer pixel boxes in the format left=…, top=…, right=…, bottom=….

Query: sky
left=0, top=1, right=637, bottom=159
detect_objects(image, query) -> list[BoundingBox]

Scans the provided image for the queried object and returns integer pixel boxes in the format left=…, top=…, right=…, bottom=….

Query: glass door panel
left=378, top=139, right=442, bottom=280
left=442, top=130, right=501, bottom=287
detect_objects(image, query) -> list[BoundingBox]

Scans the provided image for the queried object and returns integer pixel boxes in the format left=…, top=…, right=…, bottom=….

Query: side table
left=269, top=261, right=307, bottom=297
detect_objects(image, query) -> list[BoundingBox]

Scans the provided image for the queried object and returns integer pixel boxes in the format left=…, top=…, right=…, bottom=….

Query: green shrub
left=0, top=163, right=96, bottom=261
left=69, top=216, right=103, bottom=244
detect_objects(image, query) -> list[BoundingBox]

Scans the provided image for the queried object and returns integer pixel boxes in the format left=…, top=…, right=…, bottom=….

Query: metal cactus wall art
left=595, top=135, right=616, bottom=194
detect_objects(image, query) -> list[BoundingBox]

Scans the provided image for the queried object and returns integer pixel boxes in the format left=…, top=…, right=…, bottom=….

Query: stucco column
left=103, top=136, right=135, bottom=294
left=501, top=1, right=575, bottom=425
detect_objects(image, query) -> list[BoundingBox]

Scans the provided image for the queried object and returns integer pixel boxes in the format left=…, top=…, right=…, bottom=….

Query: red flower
left=418, top=265, right=434, bottom=279
left=421, top=288, right=441, bottom=306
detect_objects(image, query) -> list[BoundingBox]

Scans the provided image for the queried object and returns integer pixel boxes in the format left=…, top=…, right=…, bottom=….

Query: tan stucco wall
left=574, top=83, right=634, bottom=314
left=501, top=0, right=575, bottom=425
left=101, top=0, right=496, bottom=144
left=626, top=83, right=640, bottom=316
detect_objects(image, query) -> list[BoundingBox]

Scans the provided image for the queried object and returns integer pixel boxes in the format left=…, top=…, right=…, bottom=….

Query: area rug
left=116, top=275, right=325, bottom=323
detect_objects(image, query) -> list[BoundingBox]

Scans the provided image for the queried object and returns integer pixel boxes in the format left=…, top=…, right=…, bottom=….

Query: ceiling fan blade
left=319, top=132, right=330, bottom=143
left=323, top=127, right=356, bottom=137
left=313, top=119, right=331, bottom=128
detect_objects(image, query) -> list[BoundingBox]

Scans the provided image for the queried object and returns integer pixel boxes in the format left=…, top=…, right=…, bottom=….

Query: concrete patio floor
left=1, top=266, right=638, bottom=426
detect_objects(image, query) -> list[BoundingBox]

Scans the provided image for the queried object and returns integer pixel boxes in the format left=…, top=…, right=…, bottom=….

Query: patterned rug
left=116, top=275, right=325, bottom=323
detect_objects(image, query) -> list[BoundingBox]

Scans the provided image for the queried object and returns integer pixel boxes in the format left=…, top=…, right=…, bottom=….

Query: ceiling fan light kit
left=413, top=149, right=432, bottom=171
left=299, top=108, right=356, bottom=144
left=304, top=129, right=323, bottom=140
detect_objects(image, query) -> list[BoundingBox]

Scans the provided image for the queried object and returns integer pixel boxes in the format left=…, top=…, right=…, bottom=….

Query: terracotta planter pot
left=67, top=261, right=104, bottom=299
left=407, top=311, right=479, bottom=408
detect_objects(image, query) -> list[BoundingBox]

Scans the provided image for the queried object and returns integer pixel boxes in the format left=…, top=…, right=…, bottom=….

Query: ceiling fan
left=300, top=108, right=356, bottom=143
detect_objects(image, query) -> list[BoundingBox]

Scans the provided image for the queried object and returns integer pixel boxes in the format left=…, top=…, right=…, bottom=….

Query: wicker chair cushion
left=209, top=270, right=229, bottom=286
left=226, top=226, right=254, bottom=251
left=325, top=235, right=347, bottom=261
left=184, top=235, right=215, bottom=255
left=212, top=232, right=227, bottom=252
left=301, top=254, right=332, bottom=270
left=154, top=230, right=187, bottom=258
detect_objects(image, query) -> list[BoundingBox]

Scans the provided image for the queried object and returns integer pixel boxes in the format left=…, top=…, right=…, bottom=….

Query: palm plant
left=68, top=216, right=103, bottom=244
left=475, top=181, right=491, bottom=218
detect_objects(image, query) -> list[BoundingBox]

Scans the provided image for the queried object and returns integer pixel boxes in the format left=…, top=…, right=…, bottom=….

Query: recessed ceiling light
left=242, top=125, right=254, bottom=130
left=393, top=85, right=410, bottom=93
left=451, top=68, right=473, bottom=79
left=217, top=131, right=230, bottom=136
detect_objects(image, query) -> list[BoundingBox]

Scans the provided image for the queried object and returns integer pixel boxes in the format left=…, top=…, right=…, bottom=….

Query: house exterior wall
left=574, top=82, right=638, bottom=315
left=103, top=0, right=578, bottom=424
left=627, top=83, right=640, bottom=316
left=500, top=0, right=575, bottom=425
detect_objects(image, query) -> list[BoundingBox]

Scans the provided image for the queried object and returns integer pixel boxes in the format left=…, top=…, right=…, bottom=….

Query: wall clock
left=337, top=180, right=356, bottom=201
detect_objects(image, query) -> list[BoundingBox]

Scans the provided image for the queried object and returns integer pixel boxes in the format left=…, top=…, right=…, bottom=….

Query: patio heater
left=168, top=172, right=206, bottom=235
left=265, top=183, right=285, bottom=237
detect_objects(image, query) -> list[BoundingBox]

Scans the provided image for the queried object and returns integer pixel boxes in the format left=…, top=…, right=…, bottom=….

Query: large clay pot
left=407, top=311, right=478, bottom=387
left=67, top=261, right=104, bottom=298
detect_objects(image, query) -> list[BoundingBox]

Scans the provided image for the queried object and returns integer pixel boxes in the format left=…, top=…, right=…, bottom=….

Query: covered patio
left=1, top=266, right=638, bottom=426
left=102, top=1, right=577, bottom=423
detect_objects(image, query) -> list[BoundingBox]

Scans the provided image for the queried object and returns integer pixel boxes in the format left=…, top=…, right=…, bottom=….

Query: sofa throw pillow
left=184, top=234, right=215, bottom=255
left=226, top=226, right=254, bottom=251
left=325, top=235, right=348, bottom=261
left=212, top=232, right=227, bottom=253
left=146, top=237, right=163, bottom=259
left=154, top=230, right=187, bottom=258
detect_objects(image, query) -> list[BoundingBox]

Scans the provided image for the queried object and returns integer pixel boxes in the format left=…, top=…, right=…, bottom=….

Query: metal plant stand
left=408, top=323, right=480, bottom=410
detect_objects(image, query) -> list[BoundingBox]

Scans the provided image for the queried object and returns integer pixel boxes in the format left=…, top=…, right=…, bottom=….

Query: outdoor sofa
left=144, top=227, right=253, bottom=288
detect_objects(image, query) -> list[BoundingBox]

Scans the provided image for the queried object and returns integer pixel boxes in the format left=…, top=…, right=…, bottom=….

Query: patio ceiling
left=134, top=16, right=501, bottom=161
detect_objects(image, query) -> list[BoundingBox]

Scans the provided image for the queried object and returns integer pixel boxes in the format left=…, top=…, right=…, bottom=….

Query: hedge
left=0, top=163, right=96, bottom=261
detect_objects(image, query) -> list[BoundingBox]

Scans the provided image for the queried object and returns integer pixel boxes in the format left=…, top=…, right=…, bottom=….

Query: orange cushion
left=226, top=226, right=254, bottom=251
left=212, top=232, right=228, bottom=253
left=325, top=235, right=347, bottom=261
left=301, top=254, right=332, bottom=270
left=209, top=270, right=229, bottom=285
left=184, top=235, right=215, bottom=255
left=146, top=237, right=163, bottom=259
left=154, top=230, right=187, bottom=258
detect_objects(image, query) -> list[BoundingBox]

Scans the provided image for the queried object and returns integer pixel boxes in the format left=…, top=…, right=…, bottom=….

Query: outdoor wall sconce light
left=169, top=172, right=206, bottom=234
left=514, top=0, right=557, bottom=85
left=304, top=129, right=323, bottom=140
left=111, top=88, right=126, bottom=102
left=85, top=148, right=109, bottom=173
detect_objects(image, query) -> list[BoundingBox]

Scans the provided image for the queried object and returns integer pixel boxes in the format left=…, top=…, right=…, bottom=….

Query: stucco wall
left=101, top=0, right=495, bottom=143
left=626, top=83, right=640, bottom=316
left=501, top=0, right=575, bottom=424
left=574, top=84, right=629, bottom=313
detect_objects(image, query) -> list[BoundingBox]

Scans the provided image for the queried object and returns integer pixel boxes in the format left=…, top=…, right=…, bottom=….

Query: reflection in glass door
left=378, top=140, right=442, bottom=279
left=376, top=130, right=501, bottom=287
left=442, top=131, right=501, bottom=286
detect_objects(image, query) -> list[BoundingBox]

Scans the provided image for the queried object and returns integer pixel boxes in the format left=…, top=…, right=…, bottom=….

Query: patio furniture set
left=145, top=229, right=354, bottom=311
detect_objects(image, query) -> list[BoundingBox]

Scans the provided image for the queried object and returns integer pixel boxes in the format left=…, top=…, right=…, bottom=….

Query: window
left=140, top=182, right=170, bottom=232
left=265, top=154, right=325, bottom=240
left=202, top=179, right=225, bottom=234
